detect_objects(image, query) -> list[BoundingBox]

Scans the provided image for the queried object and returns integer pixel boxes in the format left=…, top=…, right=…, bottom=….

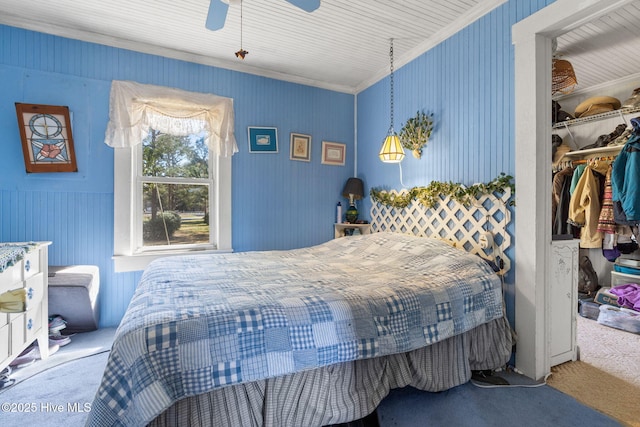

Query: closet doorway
left=512, top=0, right=638, bottom=381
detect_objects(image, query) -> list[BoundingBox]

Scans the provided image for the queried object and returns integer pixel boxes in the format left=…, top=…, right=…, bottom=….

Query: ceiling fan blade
left=205, top=0, right=229, bottom=31
left=286, top=0, right=320, bottom=13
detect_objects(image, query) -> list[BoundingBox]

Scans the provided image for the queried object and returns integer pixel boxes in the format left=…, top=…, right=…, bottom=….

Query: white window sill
left=113, top=248, right=233, bottom=272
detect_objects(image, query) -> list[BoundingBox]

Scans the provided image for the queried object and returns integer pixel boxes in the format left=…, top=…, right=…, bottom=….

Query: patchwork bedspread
left=87, top=232, right=504, bottom=427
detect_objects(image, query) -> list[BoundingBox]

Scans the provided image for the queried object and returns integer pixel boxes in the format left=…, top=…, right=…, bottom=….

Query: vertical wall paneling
left=0, top=0, right=557, bottom=327
left=357, top=0, right=556, bottom=328
left=1, top=25, right=354, bottom=327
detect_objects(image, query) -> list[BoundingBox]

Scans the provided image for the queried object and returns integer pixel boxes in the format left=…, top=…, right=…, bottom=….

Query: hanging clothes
left=568, top=160, right=609, bottom=248
left=552, top=166, right=576, bottom=236
left=569, top=164, right=587, bottom=196
left=611, top=117, right=640, bottom=223
left=596, top=164, right=615, bottom=234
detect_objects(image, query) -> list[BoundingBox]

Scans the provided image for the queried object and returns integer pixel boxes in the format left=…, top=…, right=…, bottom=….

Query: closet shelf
left=561, top=144, right=623, bottom=159
left=552, top=106, right=640, bottom=129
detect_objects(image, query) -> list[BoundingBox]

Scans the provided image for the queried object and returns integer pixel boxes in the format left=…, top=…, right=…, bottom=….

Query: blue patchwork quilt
left=87, top=232, right=504, bottom=427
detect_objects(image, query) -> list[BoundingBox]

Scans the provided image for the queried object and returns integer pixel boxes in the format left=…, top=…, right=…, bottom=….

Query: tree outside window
left=141, top=130, right=211, bottom=247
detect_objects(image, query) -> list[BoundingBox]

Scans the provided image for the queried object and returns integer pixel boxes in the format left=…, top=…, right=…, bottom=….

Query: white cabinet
left=0, top=242, right=51, bottom=373
left=549, top=239, right=579, bottom=367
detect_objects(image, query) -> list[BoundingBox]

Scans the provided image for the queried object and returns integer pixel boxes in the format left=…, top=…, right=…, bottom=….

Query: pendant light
left=235, top=0, right=248, bottom=59
left=379, top=38, right=405, bottom=163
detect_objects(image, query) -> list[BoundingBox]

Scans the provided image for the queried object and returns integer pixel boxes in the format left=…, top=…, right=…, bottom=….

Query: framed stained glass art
left=15, top=103, right=78, bottom=173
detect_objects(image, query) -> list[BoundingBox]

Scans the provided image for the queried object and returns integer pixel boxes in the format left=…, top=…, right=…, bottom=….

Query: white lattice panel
left=370, top=189, right=512, bottom=274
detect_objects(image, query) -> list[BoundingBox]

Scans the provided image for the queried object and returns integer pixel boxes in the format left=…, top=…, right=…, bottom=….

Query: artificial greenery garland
left=370, top=173, right=515, bottom=209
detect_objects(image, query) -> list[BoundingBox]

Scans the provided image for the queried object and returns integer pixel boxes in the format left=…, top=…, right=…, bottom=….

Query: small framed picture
left=321, top=141, right=345, bottom=166
left=15, top=103, right=78, bottom=173
left=290, top=133, right=311, bottom=162
left=248, top=127, right=278, bottom=153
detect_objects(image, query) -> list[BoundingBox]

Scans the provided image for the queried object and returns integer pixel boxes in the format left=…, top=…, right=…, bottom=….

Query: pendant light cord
left=391, top=38, right=405, bottom=188
left=240, top=0, right=244, bottom=50
left=389, top=38, right=395, bottom=133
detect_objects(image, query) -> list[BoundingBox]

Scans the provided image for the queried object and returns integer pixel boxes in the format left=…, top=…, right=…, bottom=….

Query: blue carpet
left=377, top=382, right=621, bottom=427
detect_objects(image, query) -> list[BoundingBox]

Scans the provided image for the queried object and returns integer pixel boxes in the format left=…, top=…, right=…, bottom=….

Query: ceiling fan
left=206, top=0, right=320, bottom=31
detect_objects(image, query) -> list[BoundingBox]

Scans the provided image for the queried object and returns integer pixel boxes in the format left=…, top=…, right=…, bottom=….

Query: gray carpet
left=0, top=328, right=115, bottom=427
left=0, top=328, right=622, bottom=427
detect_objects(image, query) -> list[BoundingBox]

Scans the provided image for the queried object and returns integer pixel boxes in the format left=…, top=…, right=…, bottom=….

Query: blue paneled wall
left=0, top=0, right=555, bottom=328
left=0, top=26, right=354, bottom=327
left=357, top=0, right=554, bottom=326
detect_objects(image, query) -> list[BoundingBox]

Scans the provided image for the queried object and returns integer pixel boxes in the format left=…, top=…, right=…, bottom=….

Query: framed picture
left=15, top=103, right=78, bottom=173
left=321, top=141, right=346, bottom=166
left=248, top=127, right=278, bottom=153
left=290, top=133, right=311, bottom=162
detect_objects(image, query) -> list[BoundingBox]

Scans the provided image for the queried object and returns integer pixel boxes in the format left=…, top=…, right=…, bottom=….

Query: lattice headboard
left=370, top=189, right=512, bottom=274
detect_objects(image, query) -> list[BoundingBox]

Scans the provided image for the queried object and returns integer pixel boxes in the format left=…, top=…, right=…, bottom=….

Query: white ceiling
left=0, top=0, right=505, bottom=93
left=554, top=1, right=640, bottom=98
left=0, top=0, right=638, bottom=95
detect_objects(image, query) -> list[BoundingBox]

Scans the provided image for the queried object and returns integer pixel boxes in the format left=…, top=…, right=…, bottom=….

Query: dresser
left=0, top=242, right=51, bottom=373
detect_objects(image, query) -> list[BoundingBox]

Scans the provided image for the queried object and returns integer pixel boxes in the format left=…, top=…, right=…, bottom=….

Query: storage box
left=578, top=299, right=600, bottom=320
left=48, top=265, right=100, bottom=333
left=615, top=258, right=640, bottom=268
left=597, top=304, right=640, bottom=334
left=613, top=264, right=640, bottom=275
left=593, top=287, right=620, bottom=307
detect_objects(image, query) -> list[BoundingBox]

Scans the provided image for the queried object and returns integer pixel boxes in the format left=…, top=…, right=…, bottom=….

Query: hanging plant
left=399, top=110, right=434, bottom=159
left=370, top=173, right=515, bottom=209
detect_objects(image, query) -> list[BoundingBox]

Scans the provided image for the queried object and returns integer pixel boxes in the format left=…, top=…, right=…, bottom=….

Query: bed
left=87, top=190, right=513, bottom=427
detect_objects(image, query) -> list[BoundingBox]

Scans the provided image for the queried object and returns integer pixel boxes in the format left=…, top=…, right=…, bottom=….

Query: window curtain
left=104, top=80, right=238, bottom=157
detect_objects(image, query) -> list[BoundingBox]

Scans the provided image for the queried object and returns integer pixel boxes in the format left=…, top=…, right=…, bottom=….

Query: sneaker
left=0, top=366, right=14, bottom=389
left=49, top=315, right=67, bottom=334
left=0, top=377, right=15, bottom=390
left=0, top=366, right=11, bottom=379
left=9, top=345, right=38, bottom=368
left=49, top=333, right=71, bottom=347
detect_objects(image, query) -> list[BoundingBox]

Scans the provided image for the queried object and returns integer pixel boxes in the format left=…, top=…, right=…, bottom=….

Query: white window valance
left=104, top=80, right=238, bottom=157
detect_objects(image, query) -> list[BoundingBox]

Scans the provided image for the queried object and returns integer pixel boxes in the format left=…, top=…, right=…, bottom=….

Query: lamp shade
left=342, top=177, right=364, bottom=200
left=379, top=134, right=405, bottom=163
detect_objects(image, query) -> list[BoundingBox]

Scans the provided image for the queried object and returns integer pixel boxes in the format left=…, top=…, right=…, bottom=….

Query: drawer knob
left=27, top=318, right=33, bottom=330
left=25, top=260, right=31, bottom=272
left=27, top=287, right=34, bottom=299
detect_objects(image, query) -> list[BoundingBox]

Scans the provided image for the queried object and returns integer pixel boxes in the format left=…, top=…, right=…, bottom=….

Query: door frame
left=512, top=0, right=635, bottom=380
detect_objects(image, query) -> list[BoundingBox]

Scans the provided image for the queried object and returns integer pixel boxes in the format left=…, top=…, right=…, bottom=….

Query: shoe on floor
left=9, top=345, right=38, bottom=368
left=49, top=333, right=71, bottom=347
left=471, top=370, right=510, bottom=386
left=0, top=366, right=11, bottom=379
left=49, top=315, right=67, bottom=334
left=0, top=377, right=15, bottom=390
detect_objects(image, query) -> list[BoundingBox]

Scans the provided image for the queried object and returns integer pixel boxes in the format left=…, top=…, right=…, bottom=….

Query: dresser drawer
left=25, top=302, right=43, bottom=344
left=24, top=273, right=45, bottom=311
left=10, top=313, right=25, bottom=355
left=23, top=250, right=41, bottom=280
left=0, top=323, right=8, bottom=361
left=0, top=260, right=23, bottom=294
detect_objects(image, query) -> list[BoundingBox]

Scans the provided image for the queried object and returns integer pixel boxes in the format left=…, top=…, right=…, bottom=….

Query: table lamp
left=342, top=178, right=364, bottom=223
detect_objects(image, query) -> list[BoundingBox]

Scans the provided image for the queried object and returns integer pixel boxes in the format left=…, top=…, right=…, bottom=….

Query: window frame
left=113, top=137, right=232, bottom=273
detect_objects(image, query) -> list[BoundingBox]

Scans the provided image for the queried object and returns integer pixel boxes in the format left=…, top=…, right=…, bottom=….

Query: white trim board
left=512, top=0, right=636, bottom=381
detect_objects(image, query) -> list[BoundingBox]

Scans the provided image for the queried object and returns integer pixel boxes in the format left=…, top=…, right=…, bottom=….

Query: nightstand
left=334, top=223, right=370, bottom=238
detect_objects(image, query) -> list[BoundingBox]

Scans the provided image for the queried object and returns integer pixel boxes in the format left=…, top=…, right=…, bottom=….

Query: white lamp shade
left=379, top=134, right=405, bottom=163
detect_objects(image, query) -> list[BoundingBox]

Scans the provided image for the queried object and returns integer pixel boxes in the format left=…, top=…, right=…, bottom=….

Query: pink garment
left=610, top=284, right=640, bottom=311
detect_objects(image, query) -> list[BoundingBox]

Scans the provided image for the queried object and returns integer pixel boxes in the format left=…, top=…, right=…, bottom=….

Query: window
left=105, top=81, right=237, bottom=272
left=141, top=130, right=212, bottom=249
